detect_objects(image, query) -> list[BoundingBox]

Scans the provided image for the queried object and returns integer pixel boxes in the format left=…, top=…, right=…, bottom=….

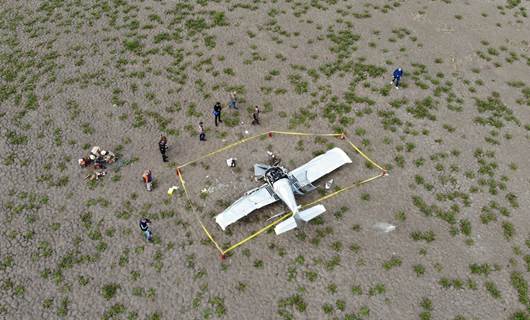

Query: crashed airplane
left=215, top=147, right=352, bottom=235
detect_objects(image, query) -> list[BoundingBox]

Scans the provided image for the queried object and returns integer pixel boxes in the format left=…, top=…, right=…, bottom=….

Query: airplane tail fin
left=274, top=205, right=326, bottom=235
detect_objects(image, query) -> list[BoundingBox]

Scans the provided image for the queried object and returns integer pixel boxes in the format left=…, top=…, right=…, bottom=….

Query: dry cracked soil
left=1, top=0, right=530, bottom=320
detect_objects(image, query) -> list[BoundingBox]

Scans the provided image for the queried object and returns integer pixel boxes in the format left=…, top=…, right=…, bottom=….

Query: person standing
left=213, top=102, right=222, bottom=126
left=228, top=91, right=238, bottom=109
left=251, top=105, right=260, bottom=125
left=142, top=169, right=153, bottom=191
left=391, top=67, right=403, bottom=89
left=158, top=135, right=168, bottom=162
left=139, top=218, right=153, bottom=242
left=198, top=121, right=206, bottom=141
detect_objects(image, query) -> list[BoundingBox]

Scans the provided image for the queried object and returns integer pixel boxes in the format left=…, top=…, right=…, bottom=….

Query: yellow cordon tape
left=345, top=137, right=386, bottom=172
left=177, top=131, right=344, bottom=170
left=177, top=169, right=225, bottom=255
left=174, top=131, right=387, bottom=258
left=269, top=131, right=342, bottom=137
left=221, top=172, right=384, bottom=254
left=177, top=132, right=267, bottom=169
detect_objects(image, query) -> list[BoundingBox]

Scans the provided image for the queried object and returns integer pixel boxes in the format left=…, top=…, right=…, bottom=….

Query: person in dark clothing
left=158, top=135, right=168, bottom=162
left=198, top=121, right=206, bottom=141
left=213, top=102, right=222, bottom=126
left=139, top=218, right=153, bottom=241
left=251, top=105, right=260, bottom=125
left=391, top=67, right=403, bottom=89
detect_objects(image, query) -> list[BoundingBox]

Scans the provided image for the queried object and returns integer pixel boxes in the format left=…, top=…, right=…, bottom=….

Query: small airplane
left=215, top=147, right=352, bottom=235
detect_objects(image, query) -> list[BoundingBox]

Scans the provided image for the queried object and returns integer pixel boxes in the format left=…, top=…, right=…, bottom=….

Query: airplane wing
left=289, top=147, right=352, bottom=187
left=215, top=184, right=279, bottom=230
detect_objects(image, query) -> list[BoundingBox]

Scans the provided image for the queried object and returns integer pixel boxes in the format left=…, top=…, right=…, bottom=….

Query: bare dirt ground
left=1, top=0, right=530, bottom=319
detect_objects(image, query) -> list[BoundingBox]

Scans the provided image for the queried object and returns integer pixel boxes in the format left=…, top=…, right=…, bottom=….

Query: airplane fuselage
left=272, top=178, right=299, bottom=215
left=264, top=167, right=299, bottom=215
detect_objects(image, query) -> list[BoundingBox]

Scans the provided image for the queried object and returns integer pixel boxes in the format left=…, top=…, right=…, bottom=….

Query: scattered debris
left=226, top=158, right=237, bottom=167
left=200, top=183, right=227, bottom=194
left=167, top=186, right=179, bottom=196
left=325, top=179, right=334, bottom=189
left=79, top=146, right=116, bottom=169
left=267, top=151, right=281, bottom=166
left=84, top=171, right=107, bottom=181
left=79, top=146, right=117, bottom=183
left=373, top=222, right=396, bottom=233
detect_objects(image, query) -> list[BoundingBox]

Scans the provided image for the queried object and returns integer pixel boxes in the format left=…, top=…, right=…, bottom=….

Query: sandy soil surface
left=1, top=0, right=529, bottom=319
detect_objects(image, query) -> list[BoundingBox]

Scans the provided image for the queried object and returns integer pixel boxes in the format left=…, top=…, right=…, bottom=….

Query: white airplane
left=215, top=148, right=352, bottom=235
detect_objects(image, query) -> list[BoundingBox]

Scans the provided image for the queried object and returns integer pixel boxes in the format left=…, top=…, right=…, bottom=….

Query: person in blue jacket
left=391, top=67, right=403, bottom=89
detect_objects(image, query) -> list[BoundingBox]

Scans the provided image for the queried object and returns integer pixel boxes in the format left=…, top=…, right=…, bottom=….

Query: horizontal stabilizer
left=274, top=205, right=326, bottom=235
left=297, top=205, right=326, bottom=222
left=254, top=163, right=271, bottom=178
left=274, top=217, right=298, bottom=235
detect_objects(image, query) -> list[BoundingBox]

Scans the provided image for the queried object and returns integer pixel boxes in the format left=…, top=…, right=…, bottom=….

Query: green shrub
left=470, top=263, right=492, bottom=276
left=510, top=272, right=529, bottom=307
left=102, top=304, right=126, bottom=320
left=351, top=285, right=362, bottom=295
left=502, top=221, right=515, bottom=240
left=459, top=219, right=472, bottom=236
left=410, top=230, right=436, bottom=242
left=382, top=256, right=402, bottom=270
left=101, top=283, right=120, bottom=300
left=413, top=264, right=426, bottom=276
left=485, top=281, right=501, bottom=299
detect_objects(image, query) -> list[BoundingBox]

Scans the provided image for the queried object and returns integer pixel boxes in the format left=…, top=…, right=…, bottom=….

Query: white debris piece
left=244, top=130, right=249, bottom=134
left=325, top=179, right=334, bottom=190
left=226, top=158, right=237, bottom=167
left=167, top=186, right=179, bottom=196
left=373, top=222, right=396, bottom=233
